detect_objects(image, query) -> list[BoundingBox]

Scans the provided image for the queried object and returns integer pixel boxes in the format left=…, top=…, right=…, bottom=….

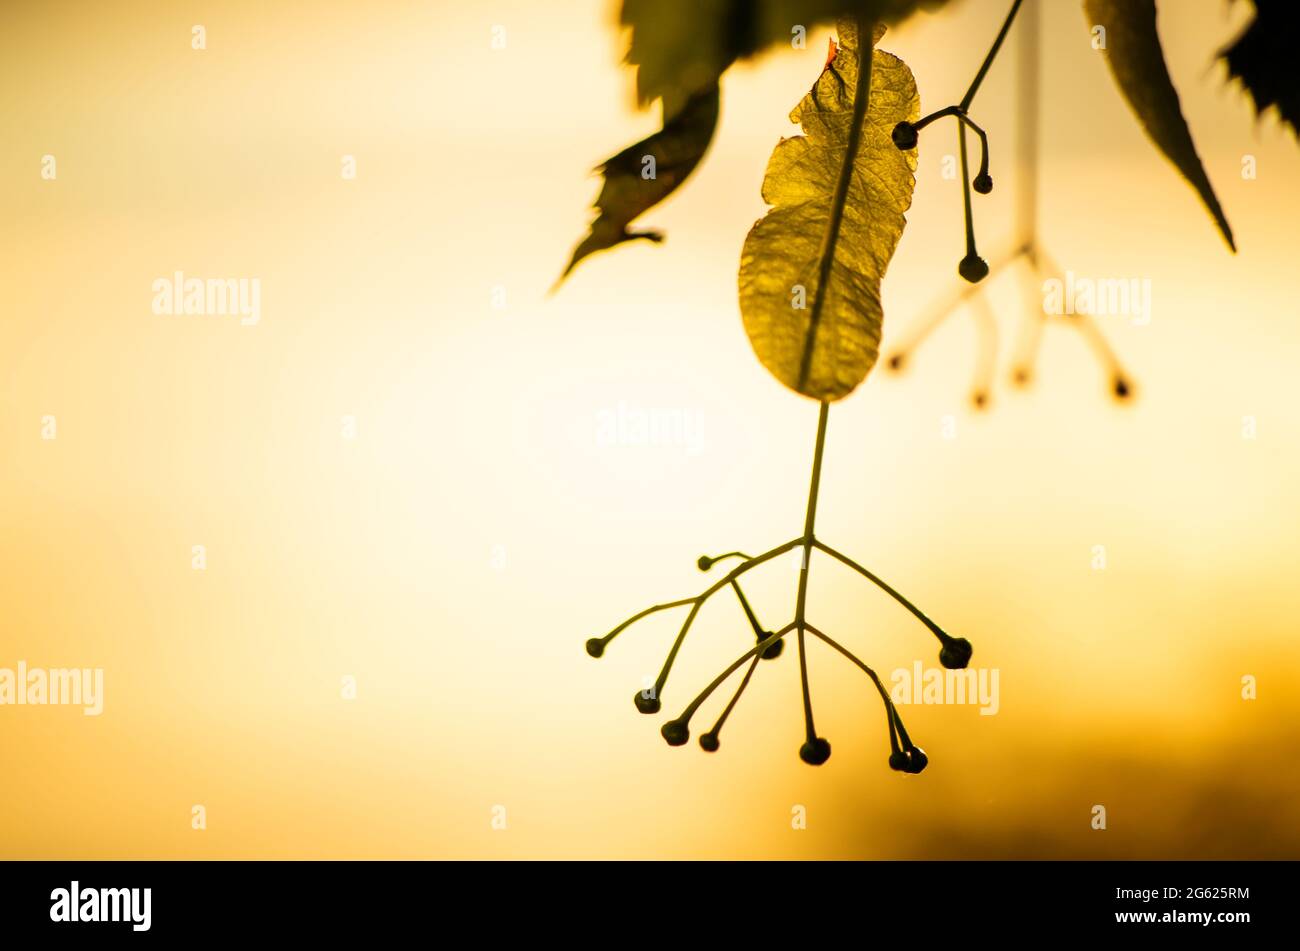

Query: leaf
left=557, top=0, right=947, bottom=286
left=1084, top=0, right=1235, bottom=251
left=622, top=0, right=943, bottom=108
left=738, top=19, right=919, bottom=403
left=558, top=86, right=720, bottom=284
left=1220, top=0, right=1300, bottom=138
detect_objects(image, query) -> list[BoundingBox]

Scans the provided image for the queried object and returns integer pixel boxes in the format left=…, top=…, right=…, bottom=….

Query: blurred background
left=2, top=0, right=1297, bottom=858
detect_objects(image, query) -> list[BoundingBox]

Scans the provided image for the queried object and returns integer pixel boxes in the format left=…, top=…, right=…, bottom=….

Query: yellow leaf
left=739, top=19, right=919, bottom=402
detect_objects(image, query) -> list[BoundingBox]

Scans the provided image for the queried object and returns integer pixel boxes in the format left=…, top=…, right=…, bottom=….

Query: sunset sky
left=2, top=0, right=1298, bottom=858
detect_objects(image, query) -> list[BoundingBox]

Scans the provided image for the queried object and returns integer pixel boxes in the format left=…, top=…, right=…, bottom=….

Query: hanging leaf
left=738, top=19, right=919, bottom=402
left=1221, top=0, right=1299, bottom=139
left=1084, top=0, right=1235, bottom=251
left=558, top=1, right=948, bottom=287
left=558, top=86, right=720, bottom=284
left=623, top=0, right=944, bottom=107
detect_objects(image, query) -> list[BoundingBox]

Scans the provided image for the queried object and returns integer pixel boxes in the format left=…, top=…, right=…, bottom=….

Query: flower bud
left=939, top=637, right=973, bottom=670
left=891, top=121, right=919, bottom=150
left=958, top=254, right=989, bottom=284
left=799, top=737, right=832, bottom=766
left=661, top=719, right=690, bottom=746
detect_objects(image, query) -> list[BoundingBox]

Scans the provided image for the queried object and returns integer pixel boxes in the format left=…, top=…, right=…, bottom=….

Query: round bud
left=697, top=555, right=713, bottom=572
left=904, top=747, right=929, bottom=774
left=889, top=750, right=910, bottom=772
left=585, top=638, right=605, bottom=658
left=891, top=121, right=919, bottom=150
left=1012, top=367, right=1032, bottom=386
left=1113, top=377, right=1132, bottom=400
left=699, top=732, right=720, bottom=753
left=887, top=353, right=906, bottom=371
left=661, top=719, right=690, bottom=746
left=958, top=254, right=990, bottom=284
left=971, top=391, right=988, bottom=410
left=973, top=172, right=993, bottom=194
left=799, top=737, right=832, bottom=766
left=760, top=637, right=784, bottom=661
left=633, top=690, right=661, bottom=715
left=939, top=637, right=973, bottom=670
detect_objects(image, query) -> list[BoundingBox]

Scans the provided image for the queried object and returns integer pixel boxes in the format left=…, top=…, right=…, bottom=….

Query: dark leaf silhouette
left=739, top=20, right=919, bottom=402
left=1221, top=0, right=1299, bottom=138
left=1084, top=0, right=1235, bottom=251
left=622, top=0, right=944, bottom=107
left=559, top=86, right=720, bottom=283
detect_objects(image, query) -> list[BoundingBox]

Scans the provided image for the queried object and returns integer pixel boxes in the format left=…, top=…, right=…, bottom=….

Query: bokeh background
left=3, top=0, right=1298, bottom=858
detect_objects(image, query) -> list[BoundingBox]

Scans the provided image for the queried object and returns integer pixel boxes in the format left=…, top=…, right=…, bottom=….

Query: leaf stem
left=794, top=400, right=831, bottom=742
left=959, top=0, right=1026, bottom=112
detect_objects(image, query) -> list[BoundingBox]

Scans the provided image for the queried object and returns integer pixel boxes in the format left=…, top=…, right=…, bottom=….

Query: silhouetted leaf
left=622, top=0, right=944, bottom=107
left=559, top=86, right=720, bottom=283
left=738, top=19, right=919, bottom=402
left=1085, top=0, right=1235, bottom=251
left=1221, top=0, right=1299, bottom=138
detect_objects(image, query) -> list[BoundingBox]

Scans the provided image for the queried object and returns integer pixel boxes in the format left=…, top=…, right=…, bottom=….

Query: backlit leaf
left=738, top=19, right=919, bottom=402
left=558, top=86, right=720, bottom=284
left=1084, top=0, right=1235, bottom=251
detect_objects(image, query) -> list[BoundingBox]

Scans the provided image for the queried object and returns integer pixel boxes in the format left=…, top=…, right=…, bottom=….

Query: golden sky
left=2, top=0, right=1298, bottom=858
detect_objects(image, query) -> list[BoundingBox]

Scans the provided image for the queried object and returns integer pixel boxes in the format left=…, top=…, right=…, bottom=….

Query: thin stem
left=703, top=551, right=752, bottom=567
left=970, top=291, right=998, bottom=407
left=891, top=706, right=915, bottom=751
left=674, top=622, right=798, bottom=725
left=800, top=402, right=831, bottom=549
left=705, top=653, right=761, bottom=741
left=959, top=113, right=991, bottom=183
left=797, top=20, right=877, bottom=392
left=888, top=245, right=1025, bottom=367
left=805, top=624, right=900, bottom=752
left=959, top=0, right=1025, bottom=112
left=793, top=401, right=831, bottom=743
left=1033, top=246, right=1129, bottom=389
left=913, top=104, right=962, bottom=131
left=1011, top=248, right=1047, bottom=382
left=795, top=628, right=816, bottom=743
left=813, top=540, right=952, bottom=647
left=794, top=402, right=831, bottom=628
left=597, top=597, right=698, bottom=646
left=649, top=537, right=802, bottom=698
left=729, top=579, right=767, bottom=640
left=1014, top=0, right=1040, bottom=248
left=912, top=106, right=988, bottom=184
left=958, top=123, right=976, bottom=258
